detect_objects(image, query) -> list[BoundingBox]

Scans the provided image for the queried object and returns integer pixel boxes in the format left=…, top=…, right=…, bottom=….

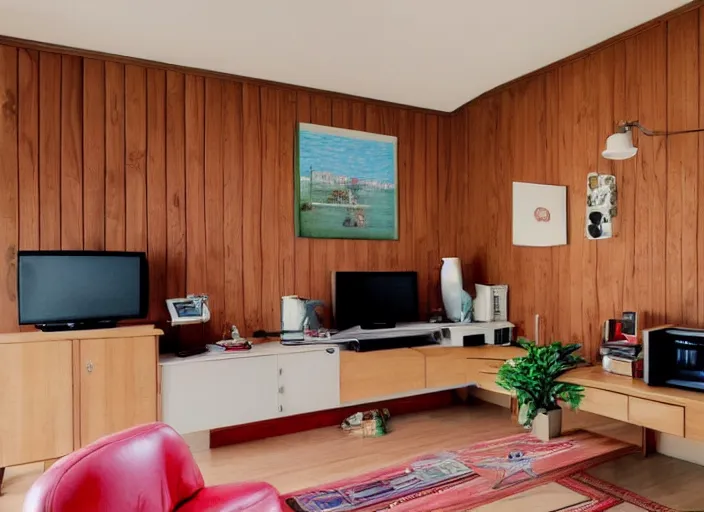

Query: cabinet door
left=79, top=336, right=158, bottom=446
left=340, top=348, right=425, bottom=403
left=161, top=355, right=279, bottom=434
left=278, top=349, right=340, bottom=416
left=0, top=341, right=74, bottom=466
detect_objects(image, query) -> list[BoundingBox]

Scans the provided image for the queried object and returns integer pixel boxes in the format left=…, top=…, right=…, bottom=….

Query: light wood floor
left=0, top=404, right=701, bottom=511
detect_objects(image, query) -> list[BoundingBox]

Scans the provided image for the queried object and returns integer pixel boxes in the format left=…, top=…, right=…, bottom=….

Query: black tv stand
left=35, top=320, right=118, bottom=332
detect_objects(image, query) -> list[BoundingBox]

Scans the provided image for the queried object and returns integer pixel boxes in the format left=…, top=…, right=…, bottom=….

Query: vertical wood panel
left=204, top=78, right=225, bottom=337
left=165, top=71, right=186, bottom=300
left=437, top=115, right=452, bottom=264
left=38, top=52, right=61, bottom=251
left=579, top=55, right=599, bottom=354
left=147, top=68, right=167, bottom=322
left=425, top=114, right=440, bottom=313
left=261, top=87, right=280, bottom=330
left=278, top=90, right=296, bottom=293
left=633, top=29, right=666, bottom=330
left=412, top=113, right=427, bottom=316
left=105, top=61, right=125, bottom=251
left=397, top=109, right=413, bottom=273
left=0, top=46, right=18, bottom=332
left=546, top=69, right=563, bottom=343
left=125, top=65, right=147, bottom=253
left=83, top=59, right=105, bottom=250
left=699, top=8, right=704, bottom=327
left=380, top=107, right=399, bottom=270
left=294, top=92, right=311, bottom=298
left=185, top=75, right=207, bottom=296
left=277, top=90, right=295, bottom=298
left=667, top=11, right=699, bottom=325
left=18, top=49, right=39, bottom=251
left=222, top=81, right=245, bottom=331
left=242, top=83, right=262, bottom=334
left=60, top=55, right=83, bottom=250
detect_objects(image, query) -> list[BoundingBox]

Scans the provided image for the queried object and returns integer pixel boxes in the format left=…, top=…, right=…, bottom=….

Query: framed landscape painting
left=295, top=123, right=398, bottom=240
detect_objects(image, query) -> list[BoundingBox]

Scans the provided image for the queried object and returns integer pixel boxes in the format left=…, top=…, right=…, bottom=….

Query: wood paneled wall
left=0, top=43, right=448, bottom=340
left=458, top=8, right=704, bottom=360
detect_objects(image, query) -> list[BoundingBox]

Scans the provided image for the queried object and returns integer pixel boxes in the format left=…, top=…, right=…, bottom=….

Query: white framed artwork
left=512, top=182, right=567, bottom=247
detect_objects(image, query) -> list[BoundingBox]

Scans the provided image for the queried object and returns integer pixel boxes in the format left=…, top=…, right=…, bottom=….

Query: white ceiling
left=0, top=0, right=690, bottom=111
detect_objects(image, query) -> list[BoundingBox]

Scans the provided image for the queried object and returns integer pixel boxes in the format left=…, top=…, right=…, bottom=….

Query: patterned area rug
left=282, top=432, right=674, bottom=512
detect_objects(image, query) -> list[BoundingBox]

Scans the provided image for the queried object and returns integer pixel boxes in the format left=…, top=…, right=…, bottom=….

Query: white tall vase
left=441, top=257, right=463, bottom=322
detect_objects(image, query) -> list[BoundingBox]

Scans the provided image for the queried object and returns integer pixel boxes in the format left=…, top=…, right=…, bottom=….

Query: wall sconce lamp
left=602, top=121, right=704, bottom=160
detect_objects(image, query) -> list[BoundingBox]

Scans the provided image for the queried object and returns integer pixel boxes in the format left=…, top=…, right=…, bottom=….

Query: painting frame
left=512, top=181, right=567, bottom=247
left=295, top=122, right=398, bottom=240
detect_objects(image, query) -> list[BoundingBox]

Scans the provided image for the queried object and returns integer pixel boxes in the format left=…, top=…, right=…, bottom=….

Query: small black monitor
left=333, top=271, right=419, bottom=330
left=18, top=251, right=149, bottom=330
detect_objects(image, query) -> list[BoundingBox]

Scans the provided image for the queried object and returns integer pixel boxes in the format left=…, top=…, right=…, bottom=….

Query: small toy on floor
left=341, top=409, right=391, bottom=438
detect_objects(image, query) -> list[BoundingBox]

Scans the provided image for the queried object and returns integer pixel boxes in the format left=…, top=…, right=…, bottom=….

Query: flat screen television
left=18, top=251, right=149, bottom=331
left=333, top=271, right=419, bottom=330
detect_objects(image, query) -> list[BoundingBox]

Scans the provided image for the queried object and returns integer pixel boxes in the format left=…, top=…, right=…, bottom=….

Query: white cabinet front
left=162, top=356, right=279, bottom=434
left=277, top=349, right=340, bottom=416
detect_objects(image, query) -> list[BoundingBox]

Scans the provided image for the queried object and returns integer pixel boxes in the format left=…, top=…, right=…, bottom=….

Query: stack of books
left=600, top=341, right=643, bottom=378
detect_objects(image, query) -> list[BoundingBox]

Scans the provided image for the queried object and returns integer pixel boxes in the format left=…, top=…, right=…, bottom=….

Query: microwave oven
left=644, top=326, right=704, bottom=392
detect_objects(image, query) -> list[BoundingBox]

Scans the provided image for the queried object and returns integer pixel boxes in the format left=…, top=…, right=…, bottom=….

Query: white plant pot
left=441, top=257, right=463, bottom=322
left=532, top=409, right=562, bottom=442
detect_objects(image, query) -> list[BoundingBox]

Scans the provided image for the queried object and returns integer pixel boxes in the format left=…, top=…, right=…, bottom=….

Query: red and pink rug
left=283, top=432, right=675, bottom=511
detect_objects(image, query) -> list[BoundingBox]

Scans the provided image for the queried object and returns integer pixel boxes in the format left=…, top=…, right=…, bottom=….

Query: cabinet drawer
left=578, top=388, right=628, bottom=422
left=474, top=371, right=510, bottom=395
left=426, top=356, right=468, bottom=388
left=628, top=397, right=684, bottom=437
left=340, top=349, right=425, bottom=403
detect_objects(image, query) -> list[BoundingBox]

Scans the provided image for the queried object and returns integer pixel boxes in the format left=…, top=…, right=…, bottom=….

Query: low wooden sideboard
left=0, top=325, right=162, bottom=485
left=339, top=345, right=526, bottom=404
left=559, top=367, right=704, bottom=442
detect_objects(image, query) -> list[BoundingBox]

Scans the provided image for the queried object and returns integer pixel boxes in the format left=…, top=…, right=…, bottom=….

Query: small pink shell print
left=534, top=207, right=551, bottom=222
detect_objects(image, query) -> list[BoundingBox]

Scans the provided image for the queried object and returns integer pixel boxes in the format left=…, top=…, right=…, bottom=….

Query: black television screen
left=18, top=251, right=149, bottom=326
left=333, top=271, right=419, bottom=330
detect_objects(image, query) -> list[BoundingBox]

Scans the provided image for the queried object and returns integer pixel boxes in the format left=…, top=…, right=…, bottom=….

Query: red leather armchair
left=24, top=422, right=283, bottom=512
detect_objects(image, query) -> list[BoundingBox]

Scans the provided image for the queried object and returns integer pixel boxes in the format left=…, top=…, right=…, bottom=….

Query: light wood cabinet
left=340, top=348, right=426, bottom=403
left=79, top=336, right=158, bottom=445
left=0, top=326, right=161, bottom=473
left=0, top=341, right=74, bottom=467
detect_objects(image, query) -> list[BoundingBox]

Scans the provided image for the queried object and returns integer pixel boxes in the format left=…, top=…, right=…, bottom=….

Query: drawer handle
left=86, top=361, right=94, bottom=373
left=326, top=348, right=335, bottom=354
left=279, top=386, right=284, bottom=394
left=278, top=405, right=283, bottom=413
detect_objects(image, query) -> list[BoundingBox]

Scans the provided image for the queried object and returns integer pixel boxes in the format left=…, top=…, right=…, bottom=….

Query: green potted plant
left=496, top=339, right=585, bottom=441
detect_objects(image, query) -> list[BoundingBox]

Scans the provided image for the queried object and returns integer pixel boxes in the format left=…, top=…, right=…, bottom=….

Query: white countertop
left=159, top=341, right=342, bottom=366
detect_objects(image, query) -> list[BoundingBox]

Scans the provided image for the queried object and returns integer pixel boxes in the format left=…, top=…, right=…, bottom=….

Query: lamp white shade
left=602, top=130, right=638, bottom=160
